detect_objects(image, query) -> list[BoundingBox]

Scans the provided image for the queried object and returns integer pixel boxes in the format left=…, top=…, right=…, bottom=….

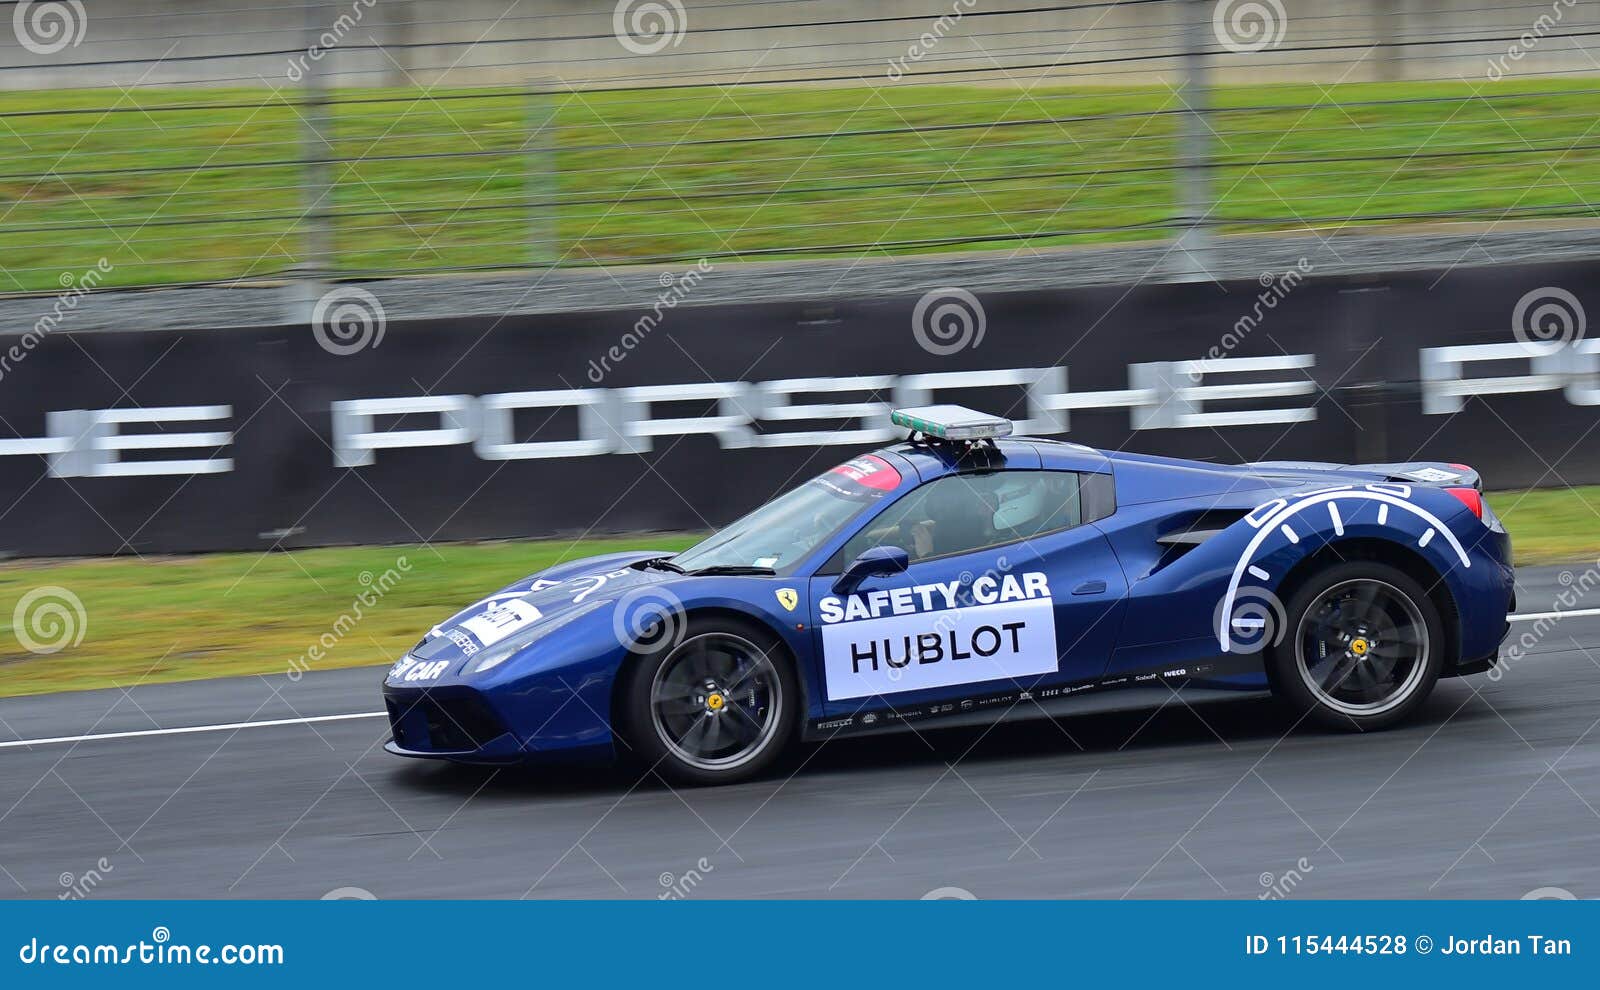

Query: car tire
left=1268, top=560, right=1447, bottom=731
left=618, top=615, right=800, bottom=786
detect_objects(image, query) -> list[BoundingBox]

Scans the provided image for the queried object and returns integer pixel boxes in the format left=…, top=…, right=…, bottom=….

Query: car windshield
left=672, top=454, right=902, bottom=573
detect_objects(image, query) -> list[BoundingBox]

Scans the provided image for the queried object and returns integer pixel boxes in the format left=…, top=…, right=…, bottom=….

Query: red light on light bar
left=1446, top=487, right=1483, bottom=518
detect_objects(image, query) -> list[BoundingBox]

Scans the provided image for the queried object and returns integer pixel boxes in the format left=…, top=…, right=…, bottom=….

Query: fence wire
left=1, top=0, right=1597, bottom=292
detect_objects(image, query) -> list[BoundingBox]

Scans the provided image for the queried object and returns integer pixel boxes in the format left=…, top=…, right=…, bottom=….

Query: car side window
left=832, top=470, right=1084, bottom=569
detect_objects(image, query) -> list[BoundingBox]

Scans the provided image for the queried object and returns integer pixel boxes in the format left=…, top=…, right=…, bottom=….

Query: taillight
left=1446, top=487, right=1484, bottom=518
left=1446, top=485, right=1503, bottom=533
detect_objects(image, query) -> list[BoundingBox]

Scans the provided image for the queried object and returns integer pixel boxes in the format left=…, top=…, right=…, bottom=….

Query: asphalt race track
left=3, top=565, right=1598, bottom=900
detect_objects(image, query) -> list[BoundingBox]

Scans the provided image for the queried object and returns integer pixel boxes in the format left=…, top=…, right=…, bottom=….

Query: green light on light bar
left=890, top=405, right=1013, bottom=441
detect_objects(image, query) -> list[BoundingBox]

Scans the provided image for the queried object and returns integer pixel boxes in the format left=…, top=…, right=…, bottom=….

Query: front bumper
left=381, top=669, right=619, bottom=765
left=383, top=685, right=527, bottom=763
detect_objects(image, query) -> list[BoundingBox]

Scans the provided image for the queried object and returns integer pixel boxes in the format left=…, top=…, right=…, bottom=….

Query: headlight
left=470, top=600, right=608, bottom=673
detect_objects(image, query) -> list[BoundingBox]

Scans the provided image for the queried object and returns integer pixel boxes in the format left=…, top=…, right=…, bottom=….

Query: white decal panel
left=459, top=599, right=542, bottom=647
left=389, top=657, right=450, bottom=683
left=1401, top=467, right=1460, bottom=483
left=819, top=573, right=1058, bottom=701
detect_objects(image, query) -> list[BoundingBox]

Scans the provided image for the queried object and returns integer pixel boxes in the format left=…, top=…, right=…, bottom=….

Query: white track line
left=1509, top=607, right=1600, bottom=622
left=0, top=712, right=385, bottom=750
left=6, top=605, right=1600, bottom=752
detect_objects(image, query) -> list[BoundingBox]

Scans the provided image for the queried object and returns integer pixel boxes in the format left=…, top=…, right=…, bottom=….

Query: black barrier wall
left=2, top=261, right=1597, bottom=556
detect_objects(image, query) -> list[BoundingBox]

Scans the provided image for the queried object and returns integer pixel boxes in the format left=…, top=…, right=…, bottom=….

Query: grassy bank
left=1491, top=486, right=1600, bottom=567
left=0, top=534, right=697, bottom=699
left=3, top=79, right=1598, bottom=290
left=0, top=485, right=1593, bottom=700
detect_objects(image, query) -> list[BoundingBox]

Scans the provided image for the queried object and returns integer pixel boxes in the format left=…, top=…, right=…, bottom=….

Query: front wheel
left=618, top=617, right=799, bottom=786
left=1269, top=561, right=1447, bottom=731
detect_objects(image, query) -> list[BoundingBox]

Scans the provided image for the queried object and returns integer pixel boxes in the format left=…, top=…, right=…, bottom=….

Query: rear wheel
left=1269, top=561, right=1446, bottom=731
left=619, top=617, right=799, bottom=786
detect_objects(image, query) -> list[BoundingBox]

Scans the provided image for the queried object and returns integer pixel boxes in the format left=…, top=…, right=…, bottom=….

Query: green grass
left=0, top=534, right=697, bottom=699
left=1489, top=486, right=1600, bottom=566
left=0, top=485, right=1594, bottom=699
left=3, top=78, right=1599, bottom=291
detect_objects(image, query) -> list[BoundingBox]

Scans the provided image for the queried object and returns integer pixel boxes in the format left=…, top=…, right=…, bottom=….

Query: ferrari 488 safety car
left=384, top=406, right=1514, bottom=785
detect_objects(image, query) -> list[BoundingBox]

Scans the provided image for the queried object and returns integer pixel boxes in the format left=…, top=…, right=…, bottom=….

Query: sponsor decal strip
left=810, top=658, right=1260, bottom=734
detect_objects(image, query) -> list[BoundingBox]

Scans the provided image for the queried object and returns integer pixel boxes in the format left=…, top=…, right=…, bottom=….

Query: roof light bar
left=890, top=405, right=1013, bottom=441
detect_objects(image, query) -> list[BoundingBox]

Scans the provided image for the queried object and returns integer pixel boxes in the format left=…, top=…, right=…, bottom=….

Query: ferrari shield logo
left=775, top=588, right=799, bottom=612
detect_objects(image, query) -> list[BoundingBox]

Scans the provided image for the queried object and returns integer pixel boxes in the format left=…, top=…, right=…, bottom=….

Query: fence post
left=290, top=0, right=336, bottom=323
left=527, top=83, right=560, bottom=269
left=1168, top=0, right=1216, bottom=283
left=1373, top=0, right=1404, bottom=82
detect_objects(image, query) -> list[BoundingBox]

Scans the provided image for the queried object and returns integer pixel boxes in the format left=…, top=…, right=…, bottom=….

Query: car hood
left=404, top=549, right=673, bottom=668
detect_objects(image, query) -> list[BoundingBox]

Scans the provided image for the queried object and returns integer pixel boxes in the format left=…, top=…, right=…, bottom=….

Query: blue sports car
left=384, top=406, right=1515, bottom=785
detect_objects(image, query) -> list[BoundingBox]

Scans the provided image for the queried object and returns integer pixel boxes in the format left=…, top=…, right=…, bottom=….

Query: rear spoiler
left=1246, top=460, right=1482, bottom=491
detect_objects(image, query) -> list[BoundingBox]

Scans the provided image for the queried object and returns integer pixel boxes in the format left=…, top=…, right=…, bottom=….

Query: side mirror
left=832, top=545, right=910, bottom=596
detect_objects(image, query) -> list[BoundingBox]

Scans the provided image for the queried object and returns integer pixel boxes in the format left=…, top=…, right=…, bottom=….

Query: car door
left=807, top=468, right=1128, bottom=715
